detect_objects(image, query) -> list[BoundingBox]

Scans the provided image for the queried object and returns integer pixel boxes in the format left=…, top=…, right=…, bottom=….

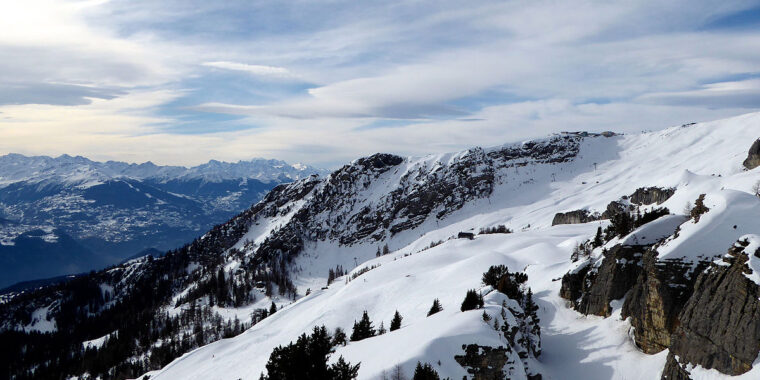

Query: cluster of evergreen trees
left=375, top=244, right=391, bottom=257
left=568, top=202, right=675, bottom=263
left=481, top=264, right=528, bottom=300
left=604, top=206, right=670, bottom=241
left=478, top=224, right=512, bottom=235
left=259, top=314, right=447, bottom=379
left=0, top=208, right=301, bottom=380
left=327, top=265, right=346, bottom=286
left=412, top=362, right=443, bottom=380
left=478, top=265, right=541, bottom=358
left=460, top=290, right=484, bottom=312
left=427, top=299, right=443, bottom=316
left=350, top=311, right=376, bottom=341
left=174, top=267, right=257, bottom=308
left=260, top=326, right=359, bottom=380
left=346, top=264, right=380, bottom=283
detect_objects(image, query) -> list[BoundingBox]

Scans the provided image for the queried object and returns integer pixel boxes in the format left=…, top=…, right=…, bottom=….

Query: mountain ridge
left=2, top=112, right=760, bottom=379
left=0, top=153, right=327, bottom=186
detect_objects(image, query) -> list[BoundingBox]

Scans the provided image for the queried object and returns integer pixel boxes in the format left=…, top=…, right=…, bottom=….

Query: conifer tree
left=350, top=311, right=376, bottom=341
left=412, top=362, right=440, bottom=380
left=269, top=301, right=277, bottom=315
left=333, top=327, right=347, bottom=346
left=593, top=226, right=603, bottom=247
left=482, top=265, right=509, bottom=287
left=460, top=290, right=483, bottom=312
left=328, top=269, right=335, bottom=286
left=523, top=289, right=539, bottom=323
left=378, top=321, right=386, bottom=335
left=261, top=325, right=359, bottom=380
left=329, top=356, right=360, bottom=379
left=390, top=311, right=403, bottom=331
left=427, top=299, right=442, bottom=316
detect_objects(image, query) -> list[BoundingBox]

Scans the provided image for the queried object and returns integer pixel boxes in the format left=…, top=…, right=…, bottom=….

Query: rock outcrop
left=622, top=251, right=708, bottom=354
left=743, top=138, right=760, bottom=170
left=601, top=200, right=634, bottom=220
left=553, top=187, right=674, bottom=226
left=662, top=238, right=760, bottom=378
left=564, top=232, right=760, bottom=379
left=661, top=352, right=693, bottom=380
left=551, top=209, right=599, bottom=226
left=630, top=187, right=676, bottom=206
left=560, top=244, right=645, bottom=316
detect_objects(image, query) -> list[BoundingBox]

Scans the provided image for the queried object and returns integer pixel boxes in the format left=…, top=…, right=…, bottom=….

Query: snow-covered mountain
left=2, top=112, right=760, bottom=380
left=0, top=154, right=322, bottom=186
left=0, top=154, right=327, bottom=288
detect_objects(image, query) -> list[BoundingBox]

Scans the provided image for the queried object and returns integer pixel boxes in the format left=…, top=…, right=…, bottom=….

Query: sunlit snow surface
left=144, top=112, right=760, bottom=379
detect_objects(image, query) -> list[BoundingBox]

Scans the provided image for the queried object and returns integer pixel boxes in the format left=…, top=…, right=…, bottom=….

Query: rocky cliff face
left=565, top=232, right=760, bottom=380
left=629, top=187, right=676, bottom=206
left=743, top=139, right=760, bottom=170
left=551, top=209, right=599, bottom=226
left=622, top=252, right=708, bottom=354
left=663, top=237, right=760, bottom=378
left=560, top=244, right=645, bottom=317
left=249, top=134, right=589, bottom=262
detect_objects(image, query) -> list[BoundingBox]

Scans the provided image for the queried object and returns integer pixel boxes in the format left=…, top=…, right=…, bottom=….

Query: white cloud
left=1, top=0, right=760, bottom=167
left=202, top=61, right=294, bottom=78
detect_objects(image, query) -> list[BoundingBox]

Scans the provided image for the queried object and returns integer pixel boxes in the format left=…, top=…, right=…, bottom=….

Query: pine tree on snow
left=412, top=362, right=440, bottom=380
left=390, top=310, right=403, bottom=331
left=350, top=311, right=376, bottom=341
left=427, top=299, right=443, bottom=316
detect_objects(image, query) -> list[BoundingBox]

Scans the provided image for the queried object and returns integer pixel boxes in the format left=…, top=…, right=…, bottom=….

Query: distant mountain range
left=0, top=154, right=328, bottom=288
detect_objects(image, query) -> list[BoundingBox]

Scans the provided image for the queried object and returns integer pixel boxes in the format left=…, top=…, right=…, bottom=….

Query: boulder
left=743, top=139, right=760, bottom=170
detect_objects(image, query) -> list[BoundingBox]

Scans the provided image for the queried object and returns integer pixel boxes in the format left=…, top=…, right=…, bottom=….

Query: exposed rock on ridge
left=560, top=244, right=645, bottom=317
left=662, top=237, right=760, bottom=378
left=252, top=134, right=591, bottom=260
left=743, top=138, right=760, bottom=170
left=551, top=209, right=599, bottom=226
left=553, top=186, right=674, bottom=226
left=630, top=187, right=676, bottom=206
left=622, top=251, right=708, bottom=354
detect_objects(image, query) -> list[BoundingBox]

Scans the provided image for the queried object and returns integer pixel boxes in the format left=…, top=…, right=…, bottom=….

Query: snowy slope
left=140, top=112, right=760, bottom=380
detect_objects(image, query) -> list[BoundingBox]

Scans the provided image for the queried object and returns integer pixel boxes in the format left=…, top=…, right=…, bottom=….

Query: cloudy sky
left=1, top=0, right=759, bottom=168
